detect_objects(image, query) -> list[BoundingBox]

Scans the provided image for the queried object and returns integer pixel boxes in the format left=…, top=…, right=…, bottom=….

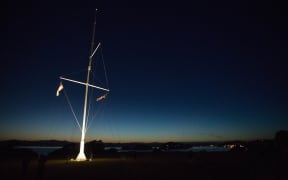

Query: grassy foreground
left=0, top=152, right=286, bottom=179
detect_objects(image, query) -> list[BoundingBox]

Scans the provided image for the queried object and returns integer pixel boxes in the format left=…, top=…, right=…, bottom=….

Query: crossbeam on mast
left=59, top=76, right=110, bottom=92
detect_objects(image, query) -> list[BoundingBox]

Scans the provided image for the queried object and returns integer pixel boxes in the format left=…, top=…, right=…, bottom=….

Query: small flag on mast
left=96, top=93, right=107, bottom=102
left=56, top=82, right=64, bottom=96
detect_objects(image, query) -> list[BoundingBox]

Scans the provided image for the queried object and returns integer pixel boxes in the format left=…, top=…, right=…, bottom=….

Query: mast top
left=90, top=9, right=98, bottom=56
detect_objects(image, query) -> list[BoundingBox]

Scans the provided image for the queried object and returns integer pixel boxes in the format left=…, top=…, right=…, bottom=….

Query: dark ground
left=0, top=151, right=287, bottom=180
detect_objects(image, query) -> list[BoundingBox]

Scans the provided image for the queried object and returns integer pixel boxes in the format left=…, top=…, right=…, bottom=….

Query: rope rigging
left=85, top=45, right=109, bottom=134
left=59, top=43, right=110, bottom=135
left=100, top=45, right=110, bottom=88
left=63, top=87, right=82, bottom=131
left=86, top=95, right=108, bottom=133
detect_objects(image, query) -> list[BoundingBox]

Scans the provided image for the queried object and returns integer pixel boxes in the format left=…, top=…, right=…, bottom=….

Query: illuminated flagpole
left=76, top=40, right=98, bottom=161
left=58, top=9, right=109, bottom=161
left=60, top=42, right=108, bottom=161
left=76, top=9, right=98, bottom=161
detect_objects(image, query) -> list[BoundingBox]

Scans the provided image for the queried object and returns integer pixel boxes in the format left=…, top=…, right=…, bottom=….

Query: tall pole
left=76, top=9, right=98, bottom=161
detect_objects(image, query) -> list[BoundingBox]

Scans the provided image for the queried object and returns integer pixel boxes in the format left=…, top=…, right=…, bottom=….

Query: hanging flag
left=96, top=93, right=107, bottom=102
left=56, top=82, right=64, bottom=96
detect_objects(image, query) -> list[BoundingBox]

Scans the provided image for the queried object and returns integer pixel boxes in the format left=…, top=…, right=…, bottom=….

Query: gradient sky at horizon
left=1, top=2, right=288, bottom=142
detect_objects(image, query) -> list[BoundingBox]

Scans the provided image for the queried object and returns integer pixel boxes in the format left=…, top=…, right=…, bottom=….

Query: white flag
left=56, top=82, right=64, bottom=96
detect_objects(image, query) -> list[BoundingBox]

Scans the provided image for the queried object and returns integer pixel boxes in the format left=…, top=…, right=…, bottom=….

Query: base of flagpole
left=75, top=152, right=87, bottom=161
left=75, top=140, right=87, bottom=161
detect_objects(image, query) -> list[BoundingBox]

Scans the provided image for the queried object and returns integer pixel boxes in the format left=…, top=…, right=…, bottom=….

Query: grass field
left=0, top=152, right=285, bottom=179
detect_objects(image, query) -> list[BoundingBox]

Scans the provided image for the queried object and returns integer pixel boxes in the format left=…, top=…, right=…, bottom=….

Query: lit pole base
left=75, top=152, right=87, bottom=161
left=75, top=140, right=87, bottom=161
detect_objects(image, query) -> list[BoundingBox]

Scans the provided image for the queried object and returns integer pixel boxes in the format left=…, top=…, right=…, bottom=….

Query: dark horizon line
left=0, top=138, right=274, bottom=144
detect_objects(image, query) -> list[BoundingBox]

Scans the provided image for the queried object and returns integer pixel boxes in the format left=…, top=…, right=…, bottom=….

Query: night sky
left=1, top=1, right=288, bottom=143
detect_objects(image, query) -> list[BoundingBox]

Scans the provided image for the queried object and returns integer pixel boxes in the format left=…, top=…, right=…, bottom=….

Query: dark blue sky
left=1, top=1, right=288, bottom=142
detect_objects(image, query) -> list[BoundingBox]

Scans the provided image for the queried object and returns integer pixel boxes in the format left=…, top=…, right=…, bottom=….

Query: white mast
left=58, top=9, right=109, bottom=161
left=75, top=37, right=99, bottom=161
